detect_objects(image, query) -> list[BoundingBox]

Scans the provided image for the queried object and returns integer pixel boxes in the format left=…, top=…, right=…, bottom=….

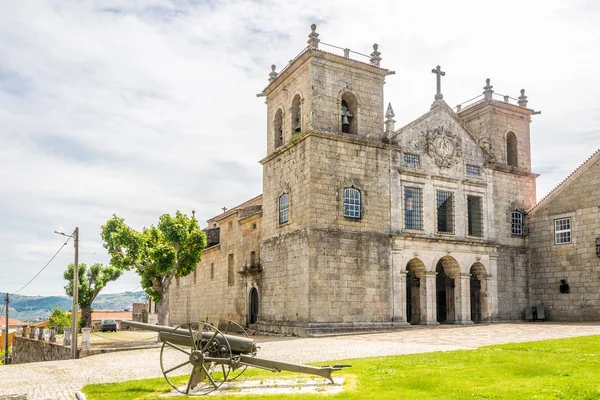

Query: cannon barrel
left=121, top=320, right=256, bottom=355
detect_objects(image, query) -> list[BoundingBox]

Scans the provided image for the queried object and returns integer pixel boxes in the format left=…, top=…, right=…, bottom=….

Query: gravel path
left=1, top=322, right=600, bottom=400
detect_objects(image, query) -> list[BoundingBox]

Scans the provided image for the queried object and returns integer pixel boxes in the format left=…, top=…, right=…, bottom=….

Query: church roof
left=207, top=194, right=263, bottom=224
left=529, top=149, right=600, bottom=214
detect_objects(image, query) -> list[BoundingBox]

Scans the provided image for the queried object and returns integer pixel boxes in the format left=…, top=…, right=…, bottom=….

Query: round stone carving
left=425, top=126, right=462, bottom=168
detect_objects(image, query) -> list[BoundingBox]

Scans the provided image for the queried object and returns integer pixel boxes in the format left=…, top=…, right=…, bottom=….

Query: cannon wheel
left=220, top=320, right=251, bottom=381
left=159, top=322, right=232, bottom=396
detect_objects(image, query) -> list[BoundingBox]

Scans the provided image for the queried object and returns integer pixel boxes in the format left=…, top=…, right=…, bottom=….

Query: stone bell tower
left=256, top=25, right=397, bottom=335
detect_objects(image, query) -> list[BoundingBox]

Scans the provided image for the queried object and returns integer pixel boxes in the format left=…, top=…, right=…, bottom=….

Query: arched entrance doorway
left=435, top=256, right=460, bottom=324
left=470, top=263, right=487, bottom=323
left=249, top=287, right=259, bottom=325
left=406, top=258, right=426, bottom=325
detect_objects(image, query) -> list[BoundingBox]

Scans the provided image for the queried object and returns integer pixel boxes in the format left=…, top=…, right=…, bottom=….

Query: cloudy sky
left=1, top=0, right=598, bottom=297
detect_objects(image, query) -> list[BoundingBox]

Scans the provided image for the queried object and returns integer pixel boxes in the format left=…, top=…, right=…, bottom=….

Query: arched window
left=506, top=132, right=518, bottom=167
left=278, top=193, right=289, bottom=224
left=511, top=210, right=524, bottom=235
left=343, top=188, right=361, bottom=218
left=341, top=92, right=357, bottom=134
left=291, top=95, right=301, bottom=134
left=273, top=108, right=283, bottom=149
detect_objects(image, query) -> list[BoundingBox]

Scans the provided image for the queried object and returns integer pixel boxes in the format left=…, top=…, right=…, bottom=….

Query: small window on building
left=466, top=165, right=481, bottom=176
left=404, top=187, right=422, bottom=230
left=279, top=193, right=289, bottom=224
left=176, top=276, right=180, bottom=287
left=506, top=132, right=518, bottom=167
left=291, top=95, right=302, bottom=134
left=511, top=211, right=524, bottom=235
left=467, top=195, right=483, bottom=237
left=404, top=154, right=420, bottom=166
left=193, top=269, right=197, bottom=284
left=436, top=190, right=454, bottom=234
left=250, top=251, right=256, bottom=266
left=228, top=254, right=235, bottom=286
left=343, top=188, right=361, bottom=218
left=210, top=263, right=214, bottom=280
left=554, top=217, right=571, bottom=244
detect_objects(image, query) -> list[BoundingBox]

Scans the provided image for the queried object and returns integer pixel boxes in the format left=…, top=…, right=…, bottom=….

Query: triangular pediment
left=390, top=103, right=494, bottom=168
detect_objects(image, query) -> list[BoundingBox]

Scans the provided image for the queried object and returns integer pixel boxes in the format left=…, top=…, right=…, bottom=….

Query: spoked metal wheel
left=219, top=320, right=252, bottom=381
left=159, top=322, right=232, bottom=396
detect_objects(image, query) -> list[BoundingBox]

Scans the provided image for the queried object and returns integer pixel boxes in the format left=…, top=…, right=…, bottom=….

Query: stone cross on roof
left=430, top=65, right=446, bottom=110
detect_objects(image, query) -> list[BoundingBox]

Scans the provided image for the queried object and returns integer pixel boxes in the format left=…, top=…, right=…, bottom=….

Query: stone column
left=81, top=328, right=91, bottom=350
left=21, top=325, right=28, bottom=337
left=488, top=255, right=499, bottom=321
left=63, top=327, right=71, bottom=346
left=454, top=274, right=473, bottom=324
left=29, top=326, right=36, bottom=339
left=37, top=326, right=45, bottom=340
left=49, top=327, right=57, bottom=343
left=420, top=272, right=439, bottom=325
left=391, top=251, right=409, bottom=326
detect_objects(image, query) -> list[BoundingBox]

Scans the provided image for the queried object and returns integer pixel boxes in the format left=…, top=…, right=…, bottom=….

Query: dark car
left=100, top=319, right=117, bottom=332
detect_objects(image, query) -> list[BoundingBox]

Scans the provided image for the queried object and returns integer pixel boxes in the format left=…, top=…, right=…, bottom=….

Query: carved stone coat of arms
left=425, top=126, right=462, bottom=168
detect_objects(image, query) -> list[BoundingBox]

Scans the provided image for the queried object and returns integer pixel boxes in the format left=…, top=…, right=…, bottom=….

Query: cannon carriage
left=121, top=320, right=350, bottom=396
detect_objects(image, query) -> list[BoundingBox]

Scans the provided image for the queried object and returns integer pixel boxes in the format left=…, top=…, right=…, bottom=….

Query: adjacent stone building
left=168, top=25, right=599, bottom=334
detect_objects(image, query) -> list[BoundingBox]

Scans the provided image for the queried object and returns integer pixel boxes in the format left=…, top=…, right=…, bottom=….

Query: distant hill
left=1, top=291, right=146, bottom=322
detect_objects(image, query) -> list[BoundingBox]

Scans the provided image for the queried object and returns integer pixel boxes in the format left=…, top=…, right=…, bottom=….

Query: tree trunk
left=81, top=306, right=92, bottom=328
left=157, top=289, right=170, bottom=326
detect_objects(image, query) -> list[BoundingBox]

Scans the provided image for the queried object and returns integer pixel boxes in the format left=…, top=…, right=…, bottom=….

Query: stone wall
left=528, top=156, right=600, bottom=321
left=12, top=336, right=74, bottom=364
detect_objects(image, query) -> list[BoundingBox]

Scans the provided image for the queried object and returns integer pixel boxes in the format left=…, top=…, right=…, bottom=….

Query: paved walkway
left=1, top=322, right=600, bottom=399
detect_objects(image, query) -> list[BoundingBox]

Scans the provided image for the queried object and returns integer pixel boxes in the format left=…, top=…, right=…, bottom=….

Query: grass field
left=82, top=335, right=600, bottom=399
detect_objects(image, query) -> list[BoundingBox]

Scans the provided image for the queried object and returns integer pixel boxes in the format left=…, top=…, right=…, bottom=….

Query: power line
left=14, top=237, right=73, bottom=295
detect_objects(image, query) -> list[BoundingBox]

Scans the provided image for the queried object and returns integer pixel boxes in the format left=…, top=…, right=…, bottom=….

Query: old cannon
left=121, top=320, right=350, bottom=395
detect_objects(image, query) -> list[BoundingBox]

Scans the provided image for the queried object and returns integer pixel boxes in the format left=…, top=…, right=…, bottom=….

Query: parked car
left=100, top=319, right=117, bottom=332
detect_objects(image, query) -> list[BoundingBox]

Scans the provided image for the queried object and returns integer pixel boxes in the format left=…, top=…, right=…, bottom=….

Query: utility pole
left=4, top=293, right=8, bottom=365
left=71, top=227, right=79, bottom=359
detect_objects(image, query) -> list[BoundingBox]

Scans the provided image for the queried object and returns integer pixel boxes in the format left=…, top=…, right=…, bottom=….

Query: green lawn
left=83, top=335, right=600, bottom=399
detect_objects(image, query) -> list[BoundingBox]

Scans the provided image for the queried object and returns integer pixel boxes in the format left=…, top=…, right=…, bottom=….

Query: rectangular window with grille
left=403, top=153, right=420, bottom=166
left=467, top=195, right=483, bottom=237
left=279, top=193, right=289, bottom=224
left=466, top=165, right=481, bottom=176
left=436, top=190, right=454, bottom=234
left=343, top=188, right=361, bottom=218
left=404, top=187, right=422, bottom=230
left=554, top=217, right=571, bottom=244
left=227, top=254, right=235, bottom=286
left=511, top=211, right=524, bottom=235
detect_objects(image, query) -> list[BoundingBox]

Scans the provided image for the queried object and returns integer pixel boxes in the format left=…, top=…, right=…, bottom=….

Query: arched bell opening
left=340, top=92, right=357, bottom=134
left=506, top=131, right=518, bottom=167
left=435, top=256, right=460, bottom=324
left=273, top=108, right=283, bottom=149
left=291, top=95, right=302, bottom=135
left=406, top=258, right=426, bottom=325
left=470, top=263, right=488, bottom=324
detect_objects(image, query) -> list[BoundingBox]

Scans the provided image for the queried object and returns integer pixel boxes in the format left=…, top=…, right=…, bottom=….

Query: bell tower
left=256, top=25, right=396, bottom=336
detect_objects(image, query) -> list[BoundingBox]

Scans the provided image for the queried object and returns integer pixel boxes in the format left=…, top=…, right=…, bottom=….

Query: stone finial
left=483, top=78, right=494, bottom=100
left=385, top=103, right=396, bottom=134
left=518, top=89, right=528, bottom=107
left=503, top=95, right=509, bottom=103
left=268, top=64, right=278, bottom=83
left=430, top=65, right=446, bottom=110
left=307, top=24, right=320, bottom=49
left=370, top=44, right=382, bottom=67
left=343, top=48, right=350, bottom=58
left=63, top=327, right=71, bottom=346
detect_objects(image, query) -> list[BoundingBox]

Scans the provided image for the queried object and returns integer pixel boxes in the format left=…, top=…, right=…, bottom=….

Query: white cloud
left=0, top=0, right=598, bottom=296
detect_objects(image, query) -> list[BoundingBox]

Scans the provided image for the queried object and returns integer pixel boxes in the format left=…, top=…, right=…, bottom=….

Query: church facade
left=168, top=25, right=598, bottom=335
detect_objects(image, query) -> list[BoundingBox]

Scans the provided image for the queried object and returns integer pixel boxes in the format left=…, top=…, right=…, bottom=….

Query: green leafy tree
left=64, top=263, right=123, bottom=328
left=48, top=305, right=72, bottom=332
left=101, top=211, right=206, bottom=325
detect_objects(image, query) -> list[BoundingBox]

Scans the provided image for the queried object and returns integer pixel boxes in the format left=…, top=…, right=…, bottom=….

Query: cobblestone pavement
left=1, top=322, right=600, bottom=400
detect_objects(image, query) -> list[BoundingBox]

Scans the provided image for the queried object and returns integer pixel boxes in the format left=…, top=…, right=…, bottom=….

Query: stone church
left=168, top=25, right=599, bottom=335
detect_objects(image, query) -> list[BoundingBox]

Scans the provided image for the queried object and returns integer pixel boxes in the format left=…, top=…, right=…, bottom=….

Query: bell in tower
left=341, top=100, right=353, bottom=133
